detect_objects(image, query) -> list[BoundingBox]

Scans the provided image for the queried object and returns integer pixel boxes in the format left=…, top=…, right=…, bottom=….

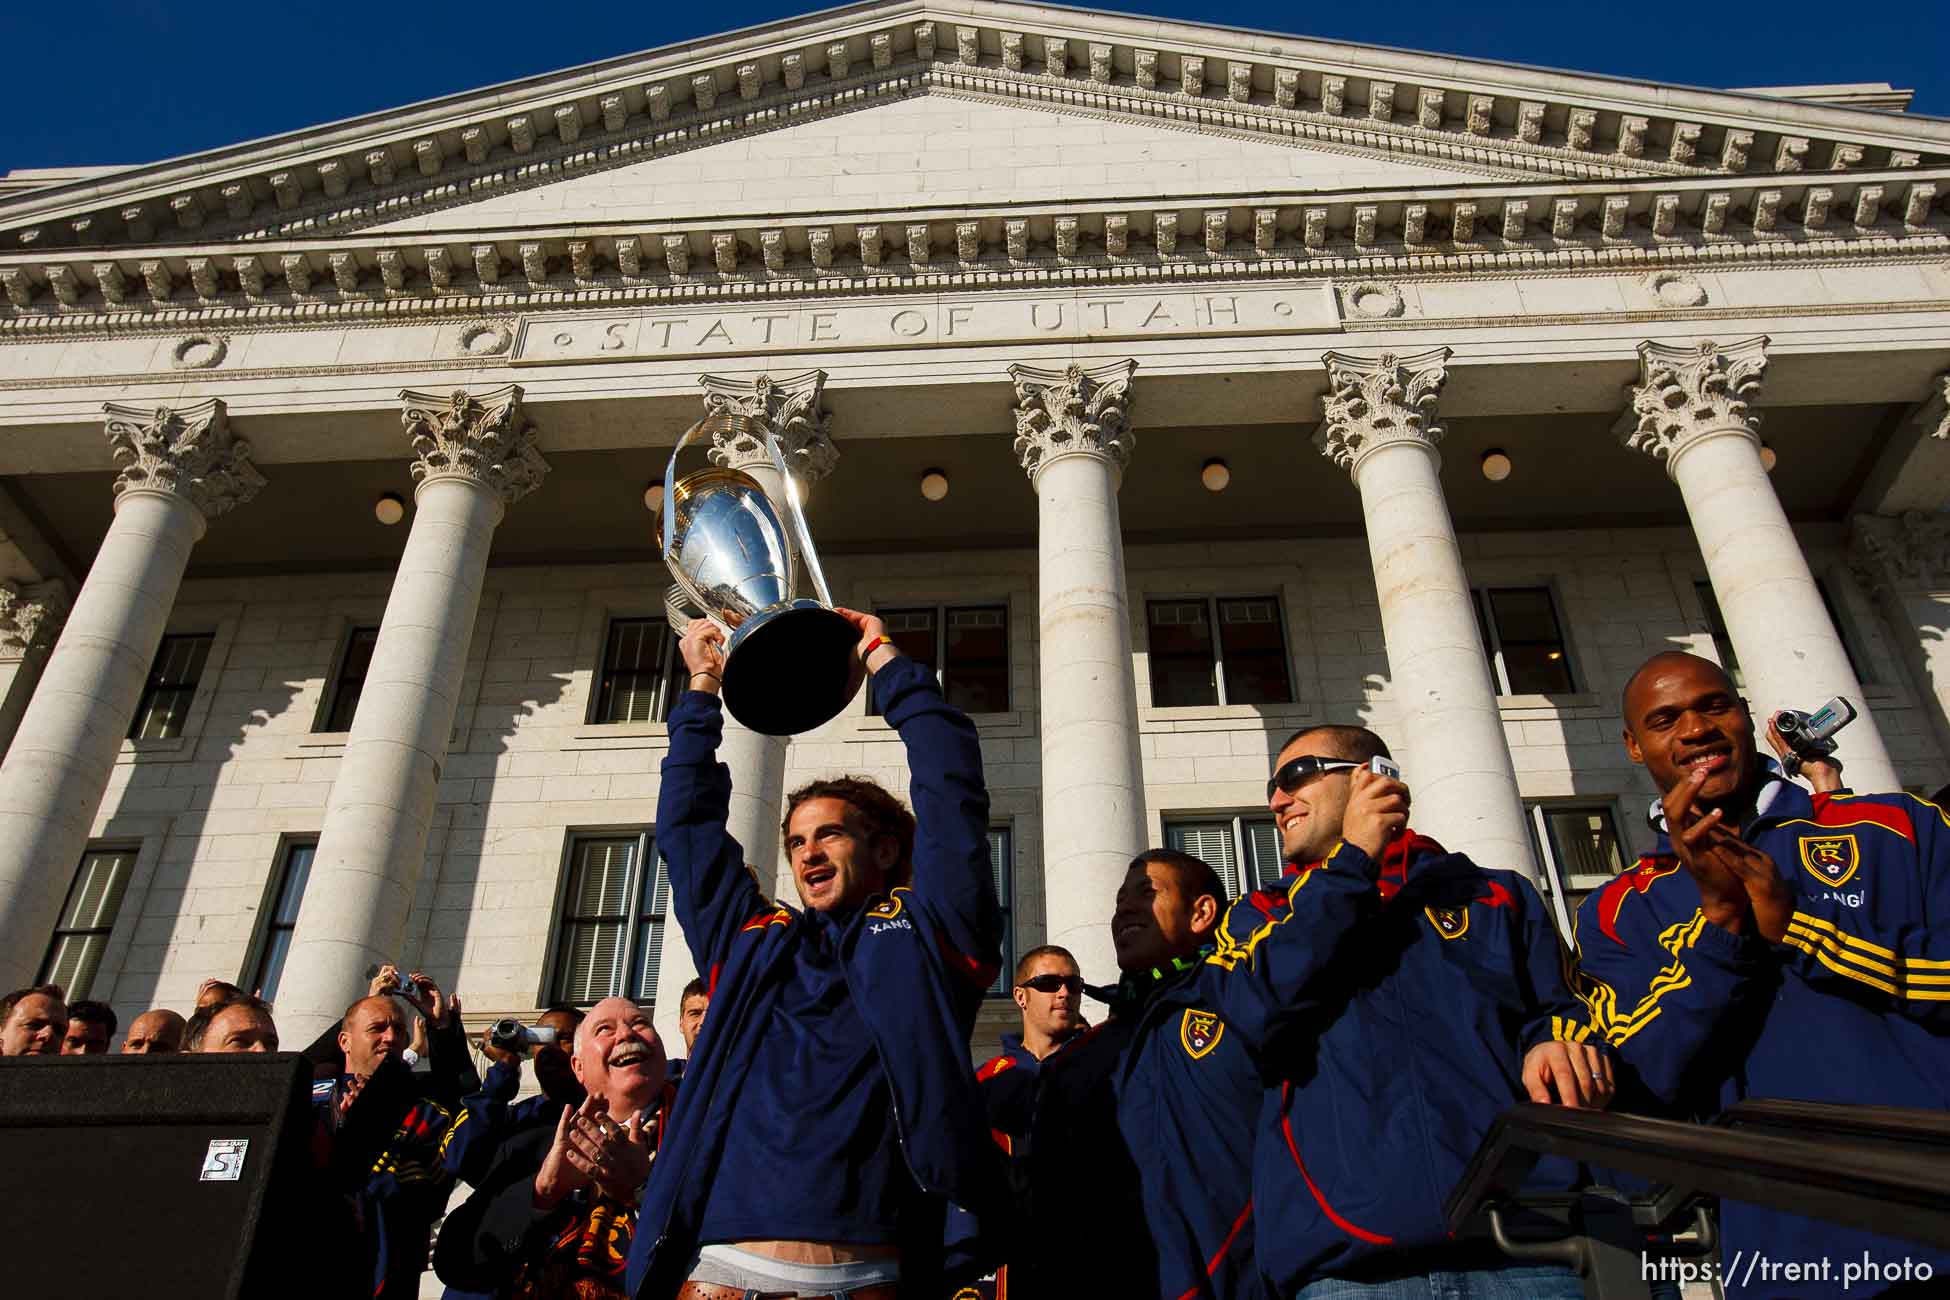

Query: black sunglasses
left=1266, top=755, right=1362, bottom=802
left=1017, top=974, right=1083, bottom=994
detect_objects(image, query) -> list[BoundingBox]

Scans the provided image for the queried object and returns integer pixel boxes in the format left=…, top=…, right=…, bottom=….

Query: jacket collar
left=1285, top=828, right=1445, bottom=901
left=1085, top=945, right=1215, bottom=1020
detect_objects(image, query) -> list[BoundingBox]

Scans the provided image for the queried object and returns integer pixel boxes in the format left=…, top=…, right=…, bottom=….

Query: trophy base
left=721, top=601, right=868, bottom=736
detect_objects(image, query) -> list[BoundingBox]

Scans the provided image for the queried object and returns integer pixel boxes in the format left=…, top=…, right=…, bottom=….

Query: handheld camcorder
left=1774, top=697, right=1857, bottom=777
left=1368, top=756, right=1402, bottom=780
left=487, top=1018, right=561, bottom=1052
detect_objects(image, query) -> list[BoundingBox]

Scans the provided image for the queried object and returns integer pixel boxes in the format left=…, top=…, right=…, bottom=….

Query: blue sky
left=4, top=0, right=1944, bottom=172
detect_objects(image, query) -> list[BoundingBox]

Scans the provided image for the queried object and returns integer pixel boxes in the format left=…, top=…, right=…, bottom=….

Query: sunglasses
left=1266, top=755, right=1362, bottom=802
left=1017, top=974, right=1083, bottom=995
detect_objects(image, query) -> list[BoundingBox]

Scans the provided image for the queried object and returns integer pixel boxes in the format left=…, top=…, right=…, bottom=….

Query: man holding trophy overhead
left=627, top=410, right=1007, bottom=1300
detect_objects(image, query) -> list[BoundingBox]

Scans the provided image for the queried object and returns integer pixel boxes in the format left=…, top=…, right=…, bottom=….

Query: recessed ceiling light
left=643, top=480, right=665, bottom=511
left=920, top=469, right=949, bottom=501
left=1201, top=458, right=1231, bottom=492
left=374, top=493, right=405, bottom=525
left=1480, top=450, right=1513, bottom=482
left=1759, top=443, right=1777, bottom=472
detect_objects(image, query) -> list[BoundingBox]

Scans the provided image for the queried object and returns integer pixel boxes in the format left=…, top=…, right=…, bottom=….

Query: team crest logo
left=1799, top=834, right=1860, bottom=887
left=1180, top=1009, right=1224, bottom=1059
left=866, top=890, right=907, bottom=920
left=1424, top=906, right=1470, bottom=940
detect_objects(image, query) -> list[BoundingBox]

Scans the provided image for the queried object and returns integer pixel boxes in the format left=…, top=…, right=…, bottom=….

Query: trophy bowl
left=662, top=415, right=865, bottom=736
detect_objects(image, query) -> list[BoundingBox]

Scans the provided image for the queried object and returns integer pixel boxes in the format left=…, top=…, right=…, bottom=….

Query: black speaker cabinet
left=0, top=1052, right=324, bottom=1298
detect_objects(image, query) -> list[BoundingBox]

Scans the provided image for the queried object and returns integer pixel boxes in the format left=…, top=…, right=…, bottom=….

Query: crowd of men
left=2, top=614, right=1944, bottom=1300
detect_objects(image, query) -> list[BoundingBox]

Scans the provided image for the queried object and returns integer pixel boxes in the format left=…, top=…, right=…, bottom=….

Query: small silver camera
left=1774, top=696, right=1856, bottom=777
left=1368, top=755, right=1402, bottom=780
left=488, top=1018, right=560, bottom=1052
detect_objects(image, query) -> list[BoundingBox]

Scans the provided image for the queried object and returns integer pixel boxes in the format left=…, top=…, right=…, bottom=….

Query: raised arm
left=1571, top=860, right=1764, bottom=1109
left=844, top=607, right=1002, bottom=992
left=655, top=621, right=772, bottom=973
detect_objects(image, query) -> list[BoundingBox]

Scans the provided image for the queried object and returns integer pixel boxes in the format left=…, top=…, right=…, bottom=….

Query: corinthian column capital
left=1313, top=347, right=1451, bottom=475
left=400, top=384, right=549, bottom=505
left=103, top=398, right=266, bottom=521
left=1008, top=360, right=1138, bottom=483
left=1849, top=511, right=1950, bottom=597
left=0, top=579, right=70, bottom=662
left=698, top=369, right=838, bottom=482
left=1620, top=337, right=1769, bottom=467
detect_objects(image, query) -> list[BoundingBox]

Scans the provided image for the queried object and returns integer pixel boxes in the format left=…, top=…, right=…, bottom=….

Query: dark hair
left=1930, top=784, right=1950, bottom=811
left=782, top=777, right=917, bottom=889
left=1012, top=945, right=1077, bottom=984
left=66, top=1000, right=117, bottom=1034
left=1130, top=849, right=1229, bottom=920
left=1278, top=724, right=1392, bottom=766
left=200, top=980, right=244, bottom=1003
left=680, top=977, right=709, bottom=1005
left=539, top=1002, right=586, bottom=1024
left=0, top=985, right=65, bottom=1024
left=185, top=994, right=275, bottom=1051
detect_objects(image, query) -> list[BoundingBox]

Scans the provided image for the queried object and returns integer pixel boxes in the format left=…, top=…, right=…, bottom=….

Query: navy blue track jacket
left=1196, top=831, right=1598, bottom=1293
left=1026, top=958, right=1265, bottom=1300
left=1574, top=779, right=1950, bottom=1297
left=626, top=655, right=1005, bottom=1299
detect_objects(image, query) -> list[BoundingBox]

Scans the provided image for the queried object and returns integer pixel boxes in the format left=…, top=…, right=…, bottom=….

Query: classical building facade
left=1, top=0, right=1948, bottom=1068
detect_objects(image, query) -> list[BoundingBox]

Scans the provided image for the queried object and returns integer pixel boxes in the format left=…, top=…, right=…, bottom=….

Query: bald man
left=1574, top=650, right=1950, bottom=1297
left=121, top=1008, right=187, bottom=1054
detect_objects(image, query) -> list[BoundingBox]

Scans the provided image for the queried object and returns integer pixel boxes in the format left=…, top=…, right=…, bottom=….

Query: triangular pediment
left=366, top=92, right=1500, bottom=234
left=6, top=0, right=1949, bottom=257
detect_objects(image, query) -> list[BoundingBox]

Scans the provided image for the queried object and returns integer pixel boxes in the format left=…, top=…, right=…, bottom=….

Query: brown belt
left=675, top=1282, right=898, bottom=1300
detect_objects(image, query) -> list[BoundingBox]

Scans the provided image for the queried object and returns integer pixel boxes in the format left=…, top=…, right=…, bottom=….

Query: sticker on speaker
left=200, top=1138, right=249, bottom=1182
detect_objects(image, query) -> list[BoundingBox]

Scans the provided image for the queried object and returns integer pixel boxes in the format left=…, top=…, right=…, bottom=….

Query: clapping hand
left=1663, top=766, right=1792, bottom=942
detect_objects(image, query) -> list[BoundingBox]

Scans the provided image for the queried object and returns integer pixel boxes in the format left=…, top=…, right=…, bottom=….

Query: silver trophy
left=661, top=411, right=864, bottom=735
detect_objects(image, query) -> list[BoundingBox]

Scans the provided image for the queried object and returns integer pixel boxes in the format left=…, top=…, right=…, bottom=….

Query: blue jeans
left=1296, top=1263, right=1584, bottom=1299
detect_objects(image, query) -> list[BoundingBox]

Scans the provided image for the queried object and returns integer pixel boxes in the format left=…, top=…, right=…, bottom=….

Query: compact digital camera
left=1774, top=696, right=1857, bottom=776
left=487, top=1018, right=561, bottom=1052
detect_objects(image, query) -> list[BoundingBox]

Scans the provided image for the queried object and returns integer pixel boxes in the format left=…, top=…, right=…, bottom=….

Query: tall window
left=129, top=634, right=212, bottom=740
left=987, top=826, right=1013, bottom=997
left=1164, top=815, right=1284, bottom=898
left=875, top=606, right=1010, bottom=714
left=320, top=627, right=380, bottom=732
left=1526, top=802, right=1629, bottom=939
left=251, top=841, right=315, bottom=1002
left=593, top=618, right=681, bottom=724
left=1474, top=587, right=1575, bottom=695
left=39, top=847, right=136, bottom=1000
left=551, top=832, right=667, bottom=1006
left=1146, top=597, right=1294, bottom=708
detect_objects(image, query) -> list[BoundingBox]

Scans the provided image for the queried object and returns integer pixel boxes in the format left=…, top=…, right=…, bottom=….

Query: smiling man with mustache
left=437, top=996, right=675, bottom=1299
left=1575, top=650, right=1950, bottom=1297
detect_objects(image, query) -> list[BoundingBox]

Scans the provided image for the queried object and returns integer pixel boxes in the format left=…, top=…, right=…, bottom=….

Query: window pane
left=1148, top=601, right=1218, bottom=707
left=1243, top=818, right=1285, bottom=893
left=253, top=841, right=316, bottom=1002
left=986, top=827, right=1012, bottom=996
left=565, top=839, right=636, bottom=918
left=1486, top=588, right=1574, bottom=694
left=943, top=607, right=1010, bottom=713
left=1165, top=820, right=1240, bottom=896
left=325, top=627, right=380, bottom=731
left=1543, top=807, right=1626, bottom=879
left=556, top=921, right=626, bottom=1002
left=871, top=610, right=938, bottom=718
left=1216, top=598, right=1293, bottom=705
left=130, top=634, right=213, bottom=740
left=597, top=619, right=671, bottom=724
left=39, top=849, right=135, bottom=1000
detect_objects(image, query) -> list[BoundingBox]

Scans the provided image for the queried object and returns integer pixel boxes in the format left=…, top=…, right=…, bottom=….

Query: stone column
left=652, top=371, right=837, bottom=1045
left=0, top=580, right=71, bottom=760
left=1012, top=360, right=1146, bottom=987
left=0, top=400, right=263, bottom=987
left=275, top=387, right=547, bottom=1043
left=1623, top=339, right=1899, bottom=792
left=1315, top=349, right=1539, bottom=882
